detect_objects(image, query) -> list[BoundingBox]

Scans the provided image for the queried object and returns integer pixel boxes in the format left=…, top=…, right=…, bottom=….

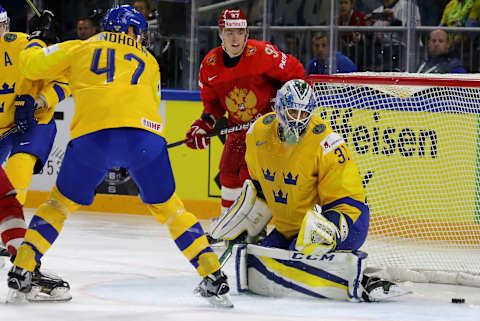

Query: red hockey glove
left=185, top=113, right=216, bottom=149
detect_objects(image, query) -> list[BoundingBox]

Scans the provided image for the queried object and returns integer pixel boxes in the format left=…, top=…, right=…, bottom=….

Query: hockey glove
left=185, top=113, right=216, bottom=149
left=295, top=205, right=349, bottom=256
left=28, top=10, right=61, bottom=44
left=14, top=95, right=38, bottom=134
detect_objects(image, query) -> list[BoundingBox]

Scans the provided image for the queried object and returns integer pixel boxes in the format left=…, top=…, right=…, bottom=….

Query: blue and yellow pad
left=233, top=244, right=367, bottom=301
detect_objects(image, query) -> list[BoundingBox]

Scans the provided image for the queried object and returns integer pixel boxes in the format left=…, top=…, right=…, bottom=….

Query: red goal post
left=307, top=72, right=480, bottom=286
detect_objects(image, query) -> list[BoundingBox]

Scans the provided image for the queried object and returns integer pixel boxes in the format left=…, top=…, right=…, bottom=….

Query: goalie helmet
left=102, top=5, right=147, bottom=43
left=274, top=79, right=316, bottom=144
left=0, top=5, right=10, bottom=36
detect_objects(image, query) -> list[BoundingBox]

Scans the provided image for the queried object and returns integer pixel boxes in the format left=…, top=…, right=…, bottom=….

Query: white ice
left=1, top=210, right=479, bottom=321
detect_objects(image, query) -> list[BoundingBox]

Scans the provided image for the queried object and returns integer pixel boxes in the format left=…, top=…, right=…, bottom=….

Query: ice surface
left=1, top=210, right=479, bottom=321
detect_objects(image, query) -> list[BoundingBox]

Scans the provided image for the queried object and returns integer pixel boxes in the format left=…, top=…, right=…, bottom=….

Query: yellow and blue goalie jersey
left=0, top=32, right=70, bottom=135
left=19, top=32, right=163, bottom=139
left=245, top=113, right=368, bottom=239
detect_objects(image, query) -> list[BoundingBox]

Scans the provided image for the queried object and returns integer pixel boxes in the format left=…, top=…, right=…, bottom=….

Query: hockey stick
left=0, top=127, right=18, bottom=141
left=25, top=0, right=41, bottom=17
left=218, top=232, right=248, bottom=268
left=167, top=122, right=252, bottom=149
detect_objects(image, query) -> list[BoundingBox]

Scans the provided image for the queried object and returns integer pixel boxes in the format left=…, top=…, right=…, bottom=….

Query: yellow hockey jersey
left=19, top=32, right=163, bottom=139
left=245, top=113, right=368, bottom=239
left=0, top=32, right=70, bottom=134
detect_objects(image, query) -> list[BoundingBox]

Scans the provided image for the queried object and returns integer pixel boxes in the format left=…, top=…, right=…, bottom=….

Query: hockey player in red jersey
left=184, top=9, right=306, bottom=215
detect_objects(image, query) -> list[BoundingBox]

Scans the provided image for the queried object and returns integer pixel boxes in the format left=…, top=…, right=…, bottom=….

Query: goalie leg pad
left=209, top=179, right=272, bottom=242
left=236, top=244, right=367, bottom=301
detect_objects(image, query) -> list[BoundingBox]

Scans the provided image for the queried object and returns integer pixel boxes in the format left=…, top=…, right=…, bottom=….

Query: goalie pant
left=0, top=167, right=26, bottom=256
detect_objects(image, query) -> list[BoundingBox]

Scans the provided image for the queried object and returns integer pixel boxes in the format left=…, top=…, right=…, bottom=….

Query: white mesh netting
left=309, top=72, right=480, bottom=286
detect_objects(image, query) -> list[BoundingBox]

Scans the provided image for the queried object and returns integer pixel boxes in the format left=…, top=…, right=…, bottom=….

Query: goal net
left=308, top=72, right=480, bottom=286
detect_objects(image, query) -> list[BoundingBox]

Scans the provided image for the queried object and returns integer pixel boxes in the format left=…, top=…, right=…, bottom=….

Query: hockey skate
left=361, top=275, right=410, bottom=302
left=29, top=264, right=72, bottom=302
left=6, top=259, right=71, bottom=303
left=6, top=265, right=32, bottom=304
left=194, top=269, right=233, bottom=308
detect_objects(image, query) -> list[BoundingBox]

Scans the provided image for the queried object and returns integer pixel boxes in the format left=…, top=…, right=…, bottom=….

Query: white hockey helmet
left=274, top=79, right=316, bottom=144
left=0, top=5, right=10, bottom=36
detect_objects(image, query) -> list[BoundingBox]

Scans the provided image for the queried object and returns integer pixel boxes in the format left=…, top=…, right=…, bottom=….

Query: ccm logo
left=290, top=252, right=335, bottom=261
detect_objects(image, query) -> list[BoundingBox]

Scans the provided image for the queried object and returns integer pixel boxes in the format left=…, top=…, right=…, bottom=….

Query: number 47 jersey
left=19, top=32, right=164, bottom=140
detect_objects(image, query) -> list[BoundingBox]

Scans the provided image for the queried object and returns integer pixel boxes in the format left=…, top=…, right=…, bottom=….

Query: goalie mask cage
left=308, top=73, right=480, bottom=286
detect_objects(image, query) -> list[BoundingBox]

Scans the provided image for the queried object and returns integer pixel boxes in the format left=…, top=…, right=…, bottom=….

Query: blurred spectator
left=76, top=16, right=97, bottom=40
left=419, top=0, right=447, bottom=25
left=365, top=0, right=421, bottom=71
left=89, top=8, right=104, bottom=33
left=440, top=0, right=480, bottom=27
left=339, top=0, right=365, bottom=46
left=131, top=0, right=159, bottom=56
left=440, top=0, right=480, bottom=46
left=417, top=29, right=467, bottom=73
left=303, top=0, right=330, bottom=25
left=356, top=0, right=382, bottom=14
left=132, top=0, right=151, bottom=19
left=284, top=32, right=302, bottom=58
left=366, top=0, right=421, bottom=37
left=306, top=32, right=358, bottom=75
left=273, top=1, right=302, bottom=25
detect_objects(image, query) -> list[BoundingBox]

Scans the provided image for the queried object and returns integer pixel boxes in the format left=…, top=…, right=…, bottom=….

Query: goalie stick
left=167, top=121, right=254, bottom=148
left=218, top=232, right=248, bottom=268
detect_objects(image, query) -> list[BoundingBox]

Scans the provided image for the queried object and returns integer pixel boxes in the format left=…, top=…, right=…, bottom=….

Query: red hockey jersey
left=198, top=39, right=306, bottom=125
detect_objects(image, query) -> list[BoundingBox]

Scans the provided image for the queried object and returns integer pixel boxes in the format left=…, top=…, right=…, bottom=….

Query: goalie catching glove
left=295, top=205, right=349, bottom=256
left=209, top=179, right=271, bottom=243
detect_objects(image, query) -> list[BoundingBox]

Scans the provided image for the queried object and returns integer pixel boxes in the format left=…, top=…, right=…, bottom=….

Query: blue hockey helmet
left=274, top=79, right=316, bottom=144
left=102, top=5, right=147, bottom=41
left=0, top=5, right=10, bottom=35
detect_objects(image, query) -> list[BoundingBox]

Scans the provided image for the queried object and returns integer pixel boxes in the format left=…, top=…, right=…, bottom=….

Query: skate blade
left=206, top=293, right=234, bottom=308
left=368, top=285, right=412, bottom=302
left=6, top=289, right=28, bottom=304
left=26, top=286, right=72, bottom=302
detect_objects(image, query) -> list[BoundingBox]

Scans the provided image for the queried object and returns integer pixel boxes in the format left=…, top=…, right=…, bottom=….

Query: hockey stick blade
left=167, top=122, right=253, bottom=149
